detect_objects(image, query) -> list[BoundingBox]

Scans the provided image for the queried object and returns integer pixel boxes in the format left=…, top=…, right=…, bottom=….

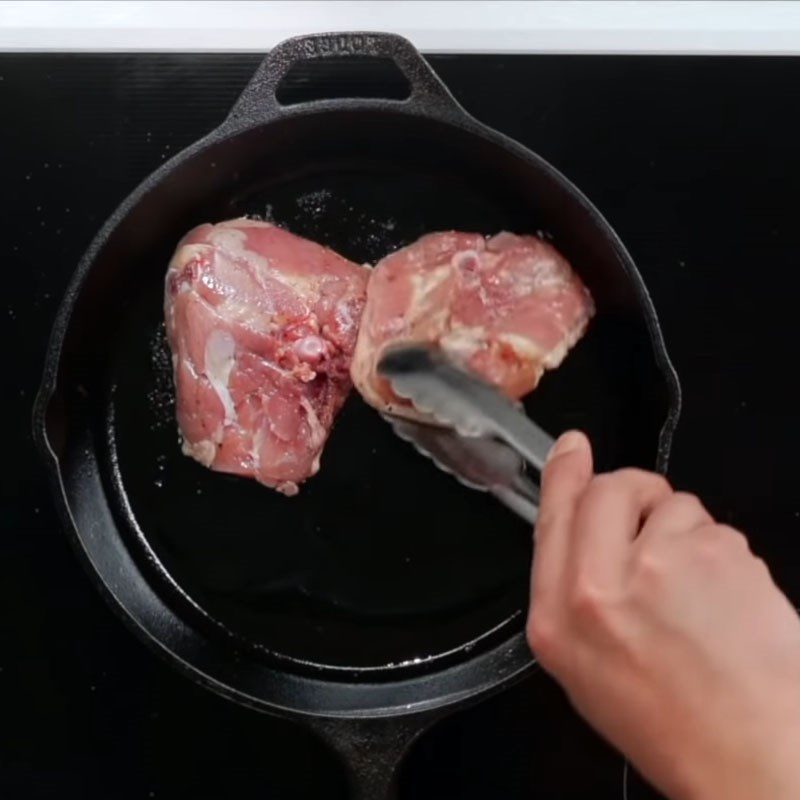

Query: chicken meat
left=164, top=219, right=368, bottom=495
left=350, top=231, right=594, bottom=418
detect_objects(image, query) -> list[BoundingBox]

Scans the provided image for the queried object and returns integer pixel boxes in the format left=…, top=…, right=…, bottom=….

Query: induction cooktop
left=2, top=51, right=799, bottom=800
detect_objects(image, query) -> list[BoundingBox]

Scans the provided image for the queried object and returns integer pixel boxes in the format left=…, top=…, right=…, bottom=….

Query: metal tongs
left=377, top=344, right=555, bottom=524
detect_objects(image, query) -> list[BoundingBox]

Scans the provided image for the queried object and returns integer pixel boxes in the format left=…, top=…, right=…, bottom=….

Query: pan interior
left=87, top=112, right=668, bottom=674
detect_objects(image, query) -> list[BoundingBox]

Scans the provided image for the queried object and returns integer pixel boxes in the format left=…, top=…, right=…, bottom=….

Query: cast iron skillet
left=34, top=32, right=681, bottom=799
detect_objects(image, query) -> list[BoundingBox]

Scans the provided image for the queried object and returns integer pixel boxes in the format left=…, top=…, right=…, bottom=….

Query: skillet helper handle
left=309, top=713, right=436, bottom=800
left=226, top=31, right=464, bottom=123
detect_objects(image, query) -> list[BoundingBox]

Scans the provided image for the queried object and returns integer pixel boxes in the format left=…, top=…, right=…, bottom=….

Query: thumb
left=539, top=430, right=593, bottom=523
left=532, top=431, right=593, bottom=595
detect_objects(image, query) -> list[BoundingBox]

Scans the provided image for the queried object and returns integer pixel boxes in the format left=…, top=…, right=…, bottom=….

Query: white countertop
left=1, top=1, right=800, bottom=55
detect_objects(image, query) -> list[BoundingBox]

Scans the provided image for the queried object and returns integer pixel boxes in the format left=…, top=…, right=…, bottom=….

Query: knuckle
left=628, top=541, right=673, bottom=600
left=696, top=542, right=721, bottom=564
left=693, top=532, right=721, bottom=562
left=526, top=610, right=559, bottom=662
left=719, top=525, right=749, bottom=550
left=611, top=467, right=648, bottom=482
left=581, top=474, right=621, bottom=506
left=569, top=576, right=611, bottom=621
left=750, top=553, right=768, bottom=572
left=753, top=557, right=774, bottom=581
left=613, top=469, right=671, bottom=495
left=692, top=523, right=744, bottom=563
left=697, top=523, right=748, bottom=550
left=670, top=491, right=705, bottom=513
left=693, top=522, right=719, bottom=541
left=587, top=473, right=617, bottom=494
left=633, top=549, right=667, bottom=583
left=584, top=470, right=671, bottom=508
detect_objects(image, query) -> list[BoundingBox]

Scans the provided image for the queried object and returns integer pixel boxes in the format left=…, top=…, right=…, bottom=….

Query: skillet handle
left=308, top=712, right=439, bottom=800
left=226, top=31, right=465, bottom=124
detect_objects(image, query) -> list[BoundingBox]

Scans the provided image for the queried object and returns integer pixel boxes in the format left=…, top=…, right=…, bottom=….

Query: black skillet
left=34, top=32, right=681, bottom=799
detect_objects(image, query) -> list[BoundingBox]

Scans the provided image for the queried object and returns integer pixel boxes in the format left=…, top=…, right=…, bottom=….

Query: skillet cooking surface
left=102, top=155, right=665, bottom=673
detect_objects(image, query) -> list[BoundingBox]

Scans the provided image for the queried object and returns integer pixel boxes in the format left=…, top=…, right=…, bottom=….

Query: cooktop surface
left=2, top=52, right=799, bottom=799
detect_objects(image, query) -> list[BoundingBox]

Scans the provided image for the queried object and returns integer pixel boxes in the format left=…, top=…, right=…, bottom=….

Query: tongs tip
left=375, top=343, right=553, bottom=526
left=377, top=343, right=491, bottom=436
left=377, top=342, right=438, bottom=379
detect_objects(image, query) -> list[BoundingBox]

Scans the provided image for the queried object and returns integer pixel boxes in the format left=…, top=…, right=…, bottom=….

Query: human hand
left=527, top=431, right=800, bottom=800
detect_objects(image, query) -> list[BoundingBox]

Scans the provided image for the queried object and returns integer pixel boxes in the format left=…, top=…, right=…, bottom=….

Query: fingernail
left=547, top=430, right=587, bottom=462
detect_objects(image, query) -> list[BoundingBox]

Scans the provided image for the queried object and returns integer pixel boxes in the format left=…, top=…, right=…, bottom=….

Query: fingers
left=636, top=492, right=714, bottom=545
left=570, top=469, right=673, bottom=585
left=533, top=434, right=682, bottom=612
left=532, top=431, right=593, bottom=598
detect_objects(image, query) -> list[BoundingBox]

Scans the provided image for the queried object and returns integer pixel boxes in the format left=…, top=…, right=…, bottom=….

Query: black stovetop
left=2, top=53, right=799, bottom=800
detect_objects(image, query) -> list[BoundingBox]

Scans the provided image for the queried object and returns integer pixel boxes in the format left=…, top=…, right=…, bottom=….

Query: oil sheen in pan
left=103, top=166, right=657, bottom=673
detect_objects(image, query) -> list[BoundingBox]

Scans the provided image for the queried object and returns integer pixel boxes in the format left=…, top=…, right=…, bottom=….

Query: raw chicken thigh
left=350, top=231, right=594, bottom=419
left=164, top=219, right=368, bottom=495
